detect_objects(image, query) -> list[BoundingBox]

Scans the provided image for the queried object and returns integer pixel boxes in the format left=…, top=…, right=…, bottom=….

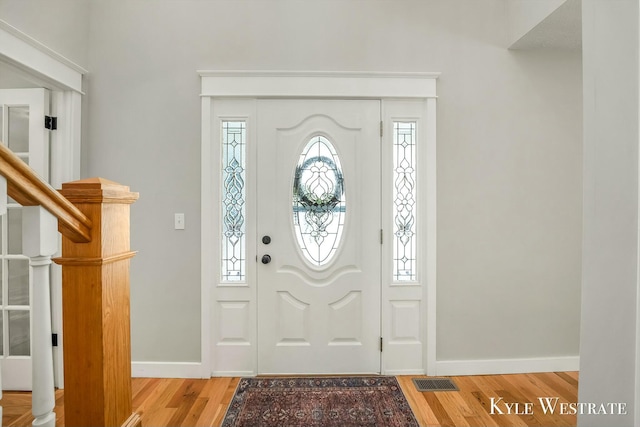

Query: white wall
left=0, top=0, right=584, bottom=369
left=0, top=0, right=89, bottom=68
left=83, top=0, right=583, bottom=366
left=579, top=1, right=639, bottom=425
left=437, top=46, right=582, bottom=364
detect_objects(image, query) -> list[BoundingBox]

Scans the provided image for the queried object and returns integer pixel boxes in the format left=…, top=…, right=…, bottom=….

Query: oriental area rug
left=221, top=376, right=419, bottom=427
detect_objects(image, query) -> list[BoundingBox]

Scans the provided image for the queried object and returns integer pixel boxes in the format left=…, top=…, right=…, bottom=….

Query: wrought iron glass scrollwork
left=393, top=122, right=417, bottom=281
left=222, top=121, right=246, bottom=281
left=292, top=135, right=346, bottom=266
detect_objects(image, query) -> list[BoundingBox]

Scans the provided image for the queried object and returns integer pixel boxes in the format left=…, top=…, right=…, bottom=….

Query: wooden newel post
left=53, top=178, right=141, bottom=427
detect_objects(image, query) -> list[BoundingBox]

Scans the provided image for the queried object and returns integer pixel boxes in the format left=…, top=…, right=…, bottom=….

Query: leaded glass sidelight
left=221, top=121, right=246, bottom=281
left=393, top=122, right=417, bottom=281
left=293, top=135, right=346, bottom=266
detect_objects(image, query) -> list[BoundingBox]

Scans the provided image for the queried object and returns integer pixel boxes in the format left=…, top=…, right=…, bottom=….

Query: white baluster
left=23, top=206, right=57, bottom=427
left=0, top=175, right=6, bottom=427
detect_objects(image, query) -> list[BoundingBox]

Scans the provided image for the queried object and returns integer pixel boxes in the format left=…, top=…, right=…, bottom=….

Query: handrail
left=0, top=141, right=140, bottom=426
left=0, top=142, right=92, bottom=243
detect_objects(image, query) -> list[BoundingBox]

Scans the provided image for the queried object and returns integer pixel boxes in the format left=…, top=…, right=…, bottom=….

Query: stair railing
left=0, top=142, right=141, bottom=427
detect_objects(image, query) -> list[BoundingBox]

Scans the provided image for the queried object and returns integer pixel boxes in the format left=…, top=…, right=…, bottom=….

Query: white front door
left=256, top=99, right=381, bottom=374
left=0, top=88, right=51, bottom=390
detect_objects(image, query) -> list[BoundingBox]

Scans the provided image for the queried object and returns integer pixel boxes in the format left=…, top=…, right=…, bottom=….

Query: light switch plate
left=174, top=213, right=185, bottom=230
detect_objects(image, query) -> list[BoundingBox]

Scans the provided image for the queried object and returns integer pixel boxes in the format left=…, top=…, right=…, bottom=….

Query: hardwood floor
left=1, top=372, right=578, bottom=427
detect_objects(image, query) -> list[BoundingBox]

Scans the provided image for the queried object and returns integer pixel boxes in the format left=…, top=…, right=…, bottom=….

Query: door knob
left=261, top=254, right=272, bottom=264
left=262, top=235, right=271, bottom=244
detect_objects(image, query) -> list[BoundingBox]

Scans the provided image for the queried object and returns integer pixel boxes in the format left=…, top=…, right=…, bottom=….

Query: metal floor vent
left=412, top=377, right=459, bottom=392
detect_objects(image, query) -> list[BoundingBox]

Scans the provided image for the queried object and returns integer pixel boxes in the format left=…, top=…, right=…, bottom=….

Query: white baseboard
left=131, top=357, right=579, bottom=379
left=131, top=361, right=206, bottom=378
left=212, top=371, right=256, bottom=377
left=384, top=369, right=425, bottom=376
left=435, top=356, right=580, bottom=376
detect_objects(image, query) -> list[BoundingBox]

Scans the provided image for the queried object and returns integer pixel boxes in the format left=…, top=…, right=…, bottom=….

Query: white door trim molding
left=0, top=22, right=85, bottom=388
left=0, top=20, right=86, bottom=93
left=199, top=70, right=439, bottom=99
left=200, top=71, right=439, bottom=377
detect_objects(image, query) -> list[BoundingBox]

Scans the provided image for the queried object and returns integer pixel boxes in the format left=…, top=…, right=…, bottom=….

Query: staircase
left=0, top=142, right=141, bottom=427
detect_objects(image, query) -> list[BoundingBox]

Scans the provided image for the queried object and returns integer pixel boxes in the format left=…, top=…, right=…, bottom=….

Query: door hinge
left=45, top=115, right=57, bottom=130
left=380, top=121, right=383, bottom=137
left=52, top=333, right=58, bottom=347
left=380, top=229, right=383, bottom=244
left=380, top=337, right=383, bottom=352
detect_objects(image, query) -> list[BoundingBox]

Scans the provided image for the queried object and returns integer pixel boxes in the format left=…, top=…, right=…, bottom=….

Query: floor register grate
left=412, top=377, right=459, bottom=392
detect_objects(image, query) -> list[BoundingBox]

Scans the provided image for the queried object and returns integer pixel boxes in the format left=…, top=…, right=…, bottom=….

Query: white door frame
left=200, top=71, right=439, bottom=377
left=0, top=19, right=86, bottom=388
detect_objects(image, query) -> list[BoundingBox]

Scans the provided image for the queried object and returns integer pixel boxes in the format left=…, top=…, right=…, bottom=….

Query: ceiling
left=510, top=0, right=582, bottom=50
left=0, top=1, right=582, bottom=91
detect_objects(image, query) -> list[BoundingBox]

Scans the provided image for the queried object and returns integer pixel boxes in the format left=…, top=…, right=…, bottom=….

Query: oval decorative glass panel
left=292, top=135, right=346, bottom=266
